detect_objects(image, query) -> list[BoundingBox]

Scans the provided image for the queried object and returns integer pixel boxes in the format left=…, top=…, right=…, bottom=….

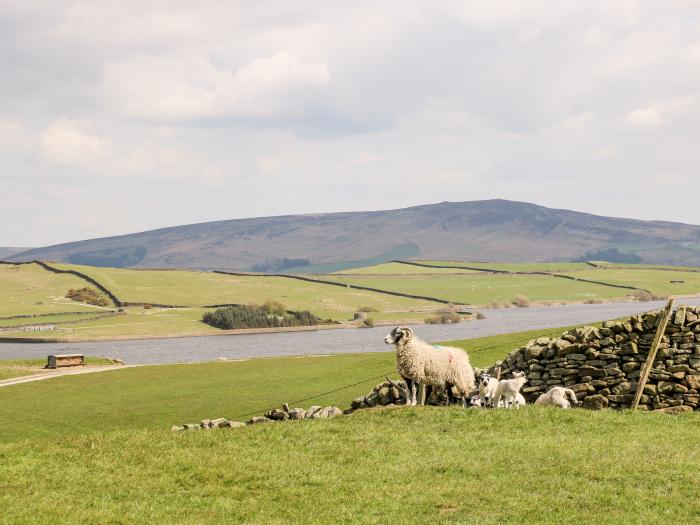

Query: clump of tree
left=202, top=302, right=322, bottom=330
left=65, top=287, right=110, bottom=307
left=361, top=317, right=375, bottom=327
left=425, top=305, right=462, bottom=324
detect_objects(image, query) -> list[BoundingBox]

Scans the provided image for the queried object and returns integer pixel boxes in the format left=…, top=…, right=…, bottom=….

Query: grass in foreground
left=1, top=408, right=699, bottom=523
left=0, top=353, right=397, bottom=442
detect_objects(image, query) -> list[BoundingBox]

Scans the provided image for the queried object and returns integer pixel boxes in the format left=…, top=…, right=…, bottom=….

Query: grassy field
left=0, top=263, right=108, bottom=316
left=52, top=263, right=436, bottom=319
left=1, top=401, right=699, bottom=522
left=0, top=311, right=108, bottom=328
left=333, top=261, right=479, bottom=274
left=560, top=268, right=700, bottom=296
left=415, top=260, right=594, bottom=272
left=322, top=272, right=629, bottom=304
left=2, top=325, right=699, bottom=523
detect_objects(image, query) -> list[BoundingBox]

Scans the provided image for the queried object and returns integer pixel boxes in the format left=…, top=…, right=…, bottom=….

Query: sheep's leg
left=402, top=376, right=413, bottom=406
left=410, top=381, right=418, bottom=406
left=445, top=382, right=454, bottom=406
left=423, top=384, right=433, bottom=405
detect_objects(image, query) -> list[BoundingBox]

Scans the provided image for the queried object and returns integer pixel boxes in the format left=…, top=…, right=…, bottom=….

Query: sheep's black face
left=384, top=326, right=413, bottom=345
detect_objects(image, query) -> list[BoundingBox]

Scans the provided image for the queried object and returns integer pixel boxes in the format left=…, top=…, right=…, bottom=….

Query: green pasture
left=3, top=408, right=698, bottom=524
left=561, top=268, right=700, bottom=296
left=322, top=272, right=629, bottom=305
left=53, top=263, right=436, bottom=319
left=332, top=261, right=479, bottom=274
left=0, top=263, right=106, bottom=316
left=415, top=260, right=593, bottom=272
left=0, top=312, right=108, bottom=328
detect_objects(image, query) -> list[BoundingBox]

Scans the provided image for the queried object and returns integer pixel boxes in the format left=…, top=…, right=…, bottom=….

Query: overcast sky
left=2, top=1, right=700, bottom=246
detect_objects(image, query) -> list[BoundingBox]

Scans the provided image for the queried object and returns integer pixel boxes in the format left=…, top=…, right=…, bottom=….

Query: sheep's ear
left=401, top=327, right=414, bottom=340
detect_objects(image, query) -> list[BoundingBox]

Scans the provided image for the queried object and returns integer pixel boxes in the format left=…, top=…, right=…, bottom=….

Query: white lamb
left=472, top=392, right=525, bottom=408
left=494, top=371, right=527, bottom=409
left=385, top=326, right=475, bottom=407
left=534, top=386, right=580, bottom=409
left=477, top=372, right=499, bottom=408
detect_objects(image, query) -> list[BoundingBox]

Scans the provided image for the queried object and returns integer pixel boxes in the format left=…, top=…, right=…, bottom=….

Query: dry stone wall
left=489, top=306, right=700, bottom=412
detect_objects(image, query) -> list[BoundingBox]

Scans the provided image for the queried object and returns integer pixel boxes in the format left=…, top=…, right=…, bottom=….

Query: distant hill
left=9, top=200, right=700, bottom=270
left=0, top=247, right=34, bottom=259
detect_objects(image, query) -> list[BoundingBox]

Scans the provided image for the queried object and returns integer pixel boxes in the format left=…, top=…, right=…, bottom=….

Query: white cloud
left=40, top=119, right=109, bottom=164
left=104, top=50, right=330, bottom=121
left=625, top=107, right=662, bottom=127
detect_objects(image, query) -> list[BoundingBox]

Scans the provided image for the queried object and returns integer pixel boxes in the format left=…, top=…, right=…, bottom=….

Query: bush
left=632, top=290, right=669, bottom=302
left=362, top=317, right=375, bottom=327
left=357, top=306, right=379, bottom=313
left=512, top=295, right=531, bottom=308
left=202, top=304, right=321, bottom=330
left=631, top=290, right=652, bottom=302
left=65, top=287, right=110, bottom=307
left=263, top=300, right=287, bottom=316
left=425, top=306, right=462, bottom=324
left=584, top=298, right=603, bottom=304
left=476, top=312, right=486, bottom=320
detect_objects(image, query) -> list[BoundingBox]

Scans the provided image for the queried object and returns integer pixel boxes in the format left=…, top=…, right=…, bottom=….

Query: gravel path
left=1, top=299, right=699, bottom=365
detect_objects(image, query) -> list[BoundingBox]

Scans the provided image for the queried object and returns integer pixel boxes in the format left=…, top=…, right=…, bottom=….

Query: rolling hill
left=0, top=247, right=33, bottom=259
left=8, top=200, right=700, bottom=270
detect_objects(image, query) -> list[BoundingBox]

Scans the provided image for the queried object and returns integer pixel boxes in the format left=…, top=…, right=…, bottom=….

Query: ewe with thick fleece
left=494, top=372, right=527, bottom=409
left=477, top=372, right=499, bottom=407
left=385, top=326, right=475, bottom=406
left=535, top=386, right=580, bottom=409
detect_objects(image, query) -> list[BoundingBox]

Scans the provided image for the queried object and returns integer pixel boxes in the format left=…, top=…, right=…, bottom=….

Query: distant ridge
left=0, top=247, right=33, bottom=259
left=9, top=200, right=700, bottom=271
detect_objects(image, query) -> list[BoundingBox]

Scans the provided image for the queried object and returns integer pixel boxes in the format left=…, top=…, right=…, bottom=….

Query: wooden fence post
left=631, top=298, right=675, bottom=410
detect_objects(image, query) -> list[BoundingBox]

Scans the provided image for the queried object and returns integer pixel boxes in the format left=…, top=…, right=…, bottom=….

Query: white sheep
left=494, top=371, right=527, bottom=409
left=534, top=386, right=580, bottom=409
left=384, top=326, right=475, bottom=407
left=477, top=372, right=499, bottom=408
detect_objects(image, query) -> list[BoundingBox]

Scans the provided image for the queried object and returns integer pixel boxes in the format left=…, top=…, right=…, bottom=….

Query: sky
left=2, top=1, right=700, bottom=247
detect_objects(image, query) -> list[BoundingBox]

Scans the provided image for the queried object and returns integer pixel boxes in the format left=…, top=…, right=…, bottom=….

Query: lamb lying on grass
left=534, top=386, right=580, bottom=409
left=385, top=326, right=475, bottom=407
left=494, top=371, right=527, bottom=409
